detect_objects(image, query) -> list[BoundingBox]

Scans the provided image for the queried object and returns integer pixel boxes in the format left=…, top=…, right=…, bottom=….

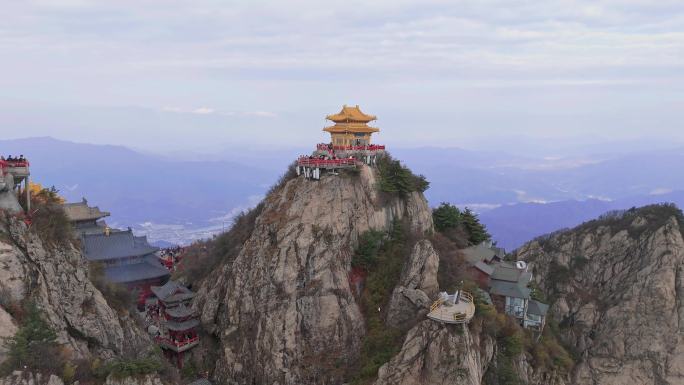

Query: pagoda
left=324, top=105, right=379, bottom=147
left=150, top=280, right=200, bottom=367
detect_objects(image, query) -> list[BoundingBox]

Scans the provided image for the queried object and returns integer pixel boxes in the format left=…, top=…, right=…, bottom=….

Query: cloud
left=1, top=0, right=683, bottom=150
left=160, top=106, right=276, bottom=118
left=191, top=107, right=214, bottom=114
left=243, top=111, right=277, bottom=118
left=650, top=188, right=673, bottom=195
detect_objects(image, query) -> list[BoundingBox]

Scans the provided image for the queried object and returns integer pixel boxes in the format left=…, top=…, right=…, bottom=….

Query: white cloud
left=191, top=107, right=215, bottom=115
left=244, top=111, right=277, bottom=118
left=1, top=0, right=683, bottom=149
left=650, top=188, right=673, bottom=195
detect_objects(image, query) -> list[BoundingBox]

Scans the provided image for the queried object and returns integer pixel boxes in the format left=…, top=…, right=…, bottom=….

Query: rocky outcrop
left=0, top=307, right=18, bottom=362
left=0, top=215, right=149, bottom=360
left=193, top=165, right=433, bottom=385
left=0, top=174, right=22, bottom=214
left=386, top=240, right=439, bottom=329
left=375, top=321, right=494, bottom=385
left=0, top=372, right=165, bottom=385
left=0, top=372, right=62, bottom=385
left=515, top=206, right=684, bottom=385
left=105, top=374, right=165, bottom=385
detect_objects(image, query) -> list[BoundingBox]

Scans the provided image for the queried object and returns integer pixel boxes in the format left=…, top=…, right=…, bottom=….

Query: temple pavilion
left=324, top=105, right=379, bottom=147
left=63, top=198, right=111, bottom=236
left=149, top=280, right=200, bottom=367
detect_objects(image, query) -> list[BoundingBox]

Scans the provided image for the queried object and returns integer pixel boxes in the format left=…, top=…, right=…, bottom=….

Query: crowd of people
left=158, top=246, right=186, bottom=270
left=0, top=155, right=28, bottom=164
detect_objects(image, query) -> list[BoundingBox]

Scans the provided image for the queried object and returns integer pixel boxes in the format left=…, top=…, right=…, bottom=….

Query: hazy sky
left=1, top=0, right=683, bottom=154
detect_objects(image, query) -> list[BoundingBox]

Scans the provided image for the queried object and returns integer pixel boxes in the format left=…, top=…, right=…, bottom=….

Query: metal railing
left=430, top=298, right=445, bottom=312
left=458, top=291, right=474, bottom=303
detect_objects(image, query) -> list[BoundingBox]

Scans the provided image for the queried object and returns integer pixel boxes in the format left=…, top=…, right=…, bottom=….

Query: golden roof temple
left=324, top=105, right=379, bottom=147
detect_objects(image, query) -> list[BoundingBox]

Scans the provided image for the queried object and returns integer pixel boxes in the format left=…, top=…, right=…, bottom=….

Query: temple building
left=63, top=198, right=170, bottom=307
left=149, top=280, right=200, bottom=367
left=324, top=105, right=379, bottom=147
left=63, top=198, right=111, bottom=236
left=82, top=229, right=170, bottom=306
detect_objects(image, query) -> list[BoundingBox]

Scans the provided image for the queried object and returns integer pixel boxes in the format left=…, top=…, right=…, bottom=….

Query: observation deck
left=427, top=291, right=475, bottom=324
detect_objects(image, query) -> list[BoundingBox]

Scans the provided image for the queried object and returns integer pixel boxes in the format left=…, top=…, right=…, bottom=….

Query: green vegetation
left=1, top=302, right=64, bottom=376
left=351, top=230, right=384, bottom=271
left=376, top=155, right=429, bottom=197
left=62, top=350, right=169, bottom=384
left=352, top=220, right=411, bottom=384
left=432, top=202, right=462, bottom=232
left=99, top=356, right=164, bottom=379
left=461, top=208, right=490, bottom=245
left=431, top=203, right=490, bottom=247
left=23, top=185, right=74, bottom=248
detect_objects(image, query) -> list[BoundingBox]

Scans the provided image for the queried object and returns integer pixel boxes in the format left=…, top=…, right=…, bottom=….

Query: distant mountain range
left=4, top=137, right=683, bottom=246
left=480, top=191, right=684, bottom=251
left=1, top=137, right=280, bottom=243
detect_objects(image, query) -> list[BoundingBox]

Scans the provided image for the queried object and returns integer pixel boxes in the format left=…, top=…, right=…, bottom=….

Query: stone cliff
left=515, top=205, right=684, bottom=385
left=193, top=165, right=434, bottom=384
left=0, top=214, right=149, bottom=361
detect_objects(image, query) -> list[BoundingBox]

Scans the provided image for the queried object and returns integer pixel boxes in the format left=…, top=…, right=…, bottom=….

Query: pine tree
left=461, top=208, right=491, bottom=245
left=432, top=202, right=462, bottom=232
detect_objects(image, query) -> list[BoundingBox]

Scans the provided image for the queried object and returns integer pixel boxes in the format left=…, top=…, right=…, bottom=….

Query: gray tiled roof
left=491, top=263, right=526, bottom=283
left=462, top=243, right=503, bottom=265
left=474, top=261, right=494, bottom=276
left=167, top=318, right=200, bottom=331
left=489, top=280, right=531, bottom=299
left=82, top=230, right=158, bottom=261
left=527, top=300, right=549, bottom=316
left=104, top=261, right=170, bottom=284
left=165, top=304, right=195, bottom=318
left=151, top=280, right=193, bottom=301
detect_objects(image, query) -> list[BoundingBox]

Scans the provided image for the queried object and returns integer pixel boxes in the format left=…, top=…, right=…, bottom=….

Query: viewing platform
left=1, top=160, right=30, bottom=179
left=427, top=291, right=475, bottom=324
left=296, top=157, right=357, bottom=180
left=0, top=157, right=31, bottom=212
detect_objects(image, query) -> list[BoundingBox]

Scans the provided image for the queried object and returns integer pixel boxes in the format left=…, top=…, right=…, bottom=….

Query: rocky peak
left=515, top=204, right=684, bottom=385
left=193, top=164, right=434, bottom=384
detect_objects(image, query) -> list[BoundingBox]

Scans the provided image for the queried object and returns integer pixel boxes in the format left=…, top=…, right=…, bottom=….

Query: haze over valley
left=7, top=136, right=682, bottom=248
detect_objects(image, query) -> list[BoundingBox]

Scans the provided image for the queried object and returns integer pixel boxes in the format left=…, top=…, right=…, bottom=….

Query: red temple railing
left=297, top=157, right=356, bottom=167
left=0, top=160, right=30, bottom=175
left=7, top=160, right=29, bottom=168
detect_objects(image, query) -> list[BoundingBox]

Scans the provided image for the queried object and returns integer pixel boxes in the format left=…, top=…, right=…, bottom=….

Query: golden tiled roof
left=326, top=105, right=377, bottom=123
left=323, top=123, right=380, bottom=134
